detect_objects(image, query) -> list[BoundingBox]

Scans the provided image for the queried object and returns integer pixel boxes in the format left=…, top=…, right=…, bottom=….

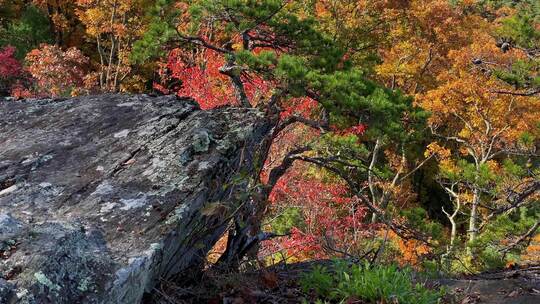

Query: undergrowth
left=300, top=261, right=445, bottom=304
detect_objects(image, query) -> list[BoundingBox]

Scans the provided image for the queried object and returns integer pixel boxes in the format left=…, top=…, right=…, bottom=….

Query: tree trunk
left=467, top=189, right=480, bottom=256
left=450, top=217, right=457, bottom=250
left=469, top=190, right=479, bottom=242
left=369, top=139, right=381, bottom=223
left=215, top=111, right=279, bottom=269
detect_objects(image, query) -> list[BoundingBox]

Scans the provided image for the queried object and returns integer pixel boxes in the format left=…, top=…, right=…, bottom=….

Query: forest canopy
left=1, top=0, right=539, bottom=281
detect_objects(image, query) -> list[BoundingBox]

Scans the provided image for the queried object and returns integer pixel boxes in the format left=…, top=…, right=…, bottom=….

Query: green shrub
left=463, top=206, right=540, bottom=271
left=301, top=261, right=444, bottom=304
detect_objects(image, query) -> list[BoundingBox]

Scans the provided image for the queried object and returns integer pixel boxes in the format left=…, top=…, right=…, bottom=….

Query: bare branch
left=399, top=154, right=434, bottom=182
left=368, top=138, right=381, bottom=207
left=481, top=180, right=540, bottom=230
left=499, top=180, right=539, bottom=213
left=264, top=146, right=311, bottom=194
left=291, top=155, right=431, bottom=244
left=491, top=89, right=540, bottom=97
left=266, top=89, right=286, bottom=112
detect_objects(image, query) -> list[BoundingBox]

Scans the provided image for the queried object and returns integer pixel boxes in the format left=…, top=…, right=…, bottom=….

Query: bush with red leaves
left=0, top=46, right=23, bottom=96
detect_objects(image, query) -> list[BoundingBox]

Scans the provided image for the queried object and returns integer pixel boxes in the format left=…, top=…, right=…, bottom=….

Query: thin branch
left=266, top=89, right=286, bottom=112
left=480, top=180, right=540, bottom=230
left=491, top=89, right=540, bottom=97
left=399, top=154, right=434, bottom=182
left=368, top=138, right=381, bottom=206
left=497, top=180, right=539, bottom=215
left=291, top=155, right=430, bottom=244
left=500, top=219, right=540, bottom=254
left=175, top=33, right=233, bottom=54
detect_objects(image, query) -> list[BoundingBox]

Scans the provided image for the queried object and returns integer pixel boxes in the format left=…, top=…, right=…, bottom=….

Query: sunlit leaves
left=25, top=44, right=89, bottom=97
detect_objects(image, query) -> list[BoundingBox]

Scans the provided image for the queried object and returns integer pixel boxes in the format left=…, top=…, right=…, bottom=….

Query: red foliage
left=156, top=48, right=233, bottom=109
left=156, top=48, right=275, bottom=109
left=242, top=73, right=274, bottom=106
left=0, top=46, right=25, bottom=97
left=156, top=46, right=371, bottom=262
left=264, top=167, right=372, bottom=261
left=280, top=97, right=318, bottom=119
left=10, top=83, right=34, bottom=99
left=337, top=123, right=368, bottom=136
left=0, top=46, right=22, bottom=79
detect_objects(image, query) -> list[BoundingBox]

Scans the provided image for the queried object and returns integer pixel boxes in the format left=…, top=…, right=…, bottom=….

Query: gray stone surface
left=0, top=94, right=272, bottom=303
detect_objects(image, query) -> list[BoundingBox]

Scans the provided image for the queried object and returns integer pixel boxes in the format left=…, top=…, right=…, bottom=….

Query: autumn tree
left=421, top=30, right=540, bottom=268
left=133, top=0, right=428, bottom=266
left=75, top=0, right=151, bottom=92
left=263, top=165, right=373, bottom=262
left=30, top=0, right=80, bottom=46
left=374, top=0, right=486, bottom=94
left=491, top=0, right=540, bottom=96
left=1, top=0, right=537, bottom=271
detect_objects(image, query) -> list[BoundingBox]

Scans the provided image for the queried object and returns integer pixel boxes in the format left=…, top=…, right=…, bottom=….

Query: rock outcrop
left=0, top=94, right=272, bottom=303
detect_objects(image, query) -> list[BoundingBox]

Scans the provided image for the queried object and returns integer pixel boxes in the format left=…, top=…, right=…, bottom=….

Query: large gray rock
left=0, top=94, right=272, bottom=303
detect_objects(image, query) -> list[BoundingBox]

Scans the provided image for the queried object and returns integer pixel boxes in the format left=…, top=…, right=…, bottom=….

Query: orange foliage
left=389, top=231, right=431, bottom=267
left=421, top=32, right=540, bottom=150
left=376, top=0, right=485, bottom=93
left=25, top=44, right=89, bottom=97
left=521, top=234, right=540, bottom=265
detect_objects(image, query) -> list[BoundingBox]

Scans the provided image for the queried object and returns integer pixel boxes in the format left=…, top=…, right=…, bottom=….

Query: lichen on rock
left=0, top=94, right=272, bottom=303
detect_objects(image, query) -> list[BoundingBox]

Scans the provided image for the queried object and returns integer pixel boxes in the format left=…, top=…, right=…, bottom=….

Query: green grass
left=300, top=261, right=445, bottom=304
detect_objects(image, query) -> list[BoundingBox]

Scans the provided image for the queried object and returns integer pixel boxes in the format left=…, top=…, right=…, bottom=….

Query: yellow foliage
left=424, top=142, right=451, bottom=159
left=439, top=159, right=459, bottom=175
left=521, top=234, right=540, bottom=265
left=486, top=160, right=500, bottom=174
